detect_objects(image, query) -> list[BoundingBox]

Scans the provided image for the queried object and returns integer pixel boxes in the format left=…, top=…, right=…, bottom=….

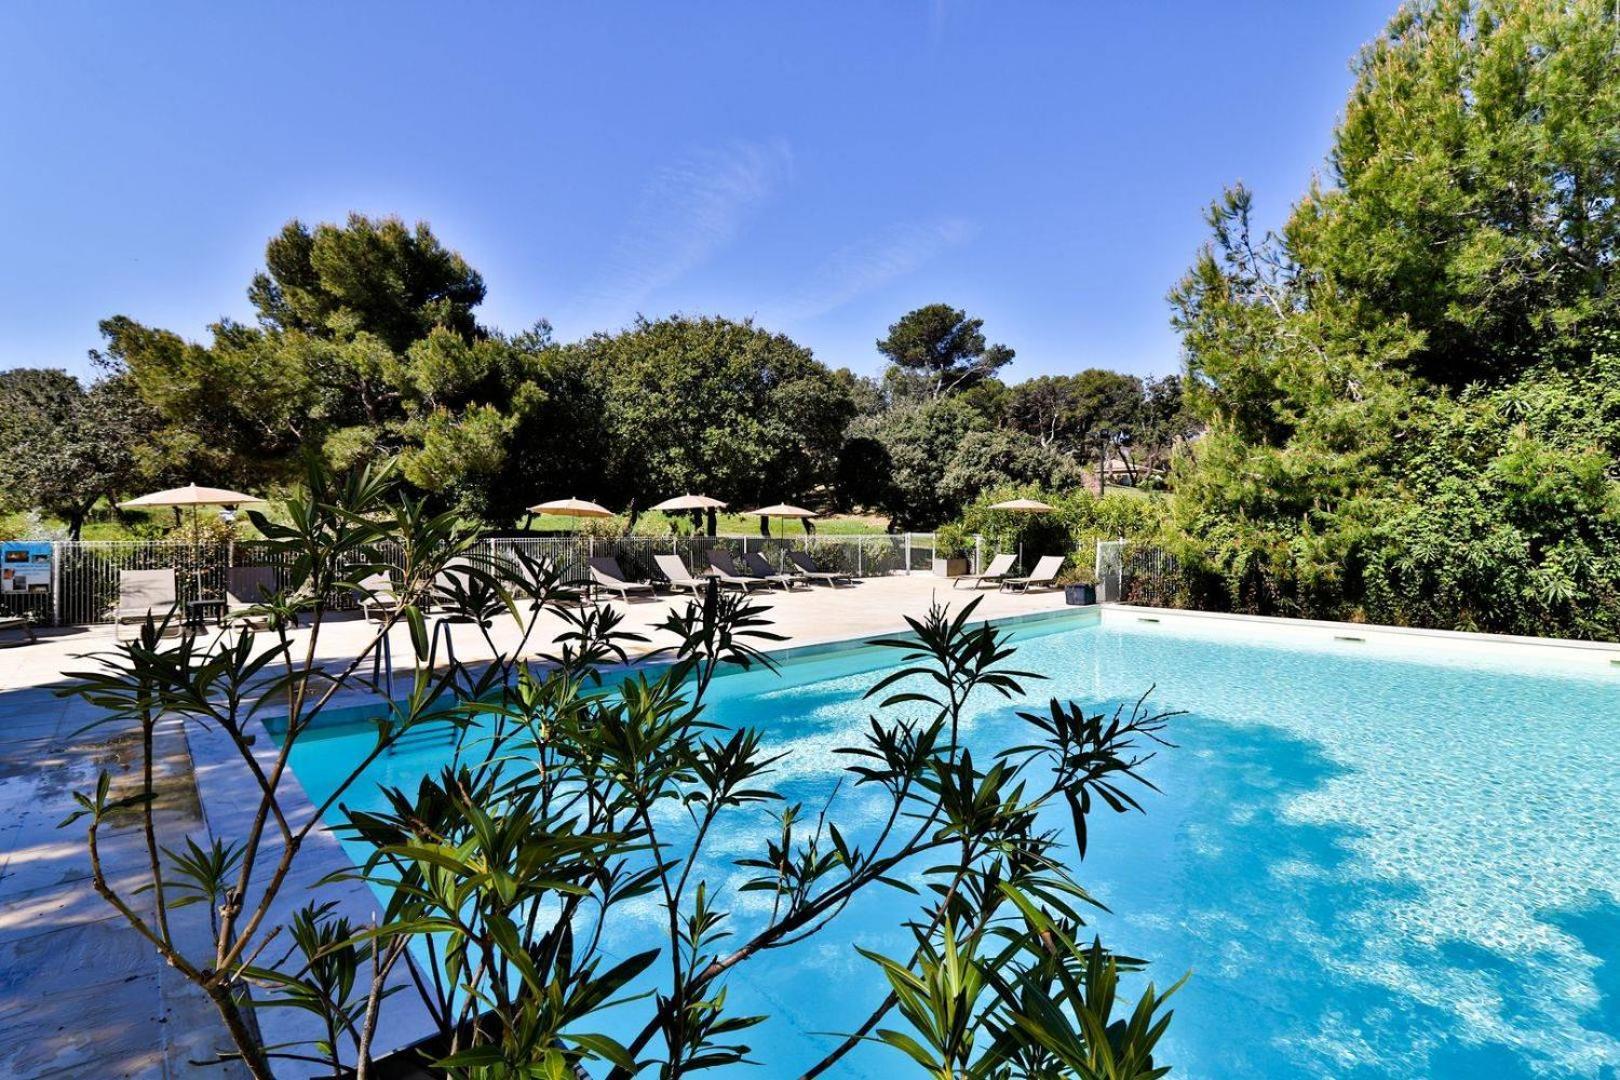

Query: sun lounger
left=654, top=554, right=711, bottom=596
left=430, top=557, right=484, bottom=611
left=224, top=566, right=278, bottom=630
left=1000, top=555, right=1066, bottom=592
left=493, top=553, right=584, bottom=606
left=354, top=571, right=403, bottom=623
left=952, top=552, right=1017, bottom=589
left=588, top=557, right=656, bottom=602
left=705, top=551, right=770, bottom=592
left=0, top=615, right=36, bottom=644
left=786, top=551, right=851, bottom=587
left=113, top=568, right=179, bottom=639
left=740, top=550, right=800, bottom=590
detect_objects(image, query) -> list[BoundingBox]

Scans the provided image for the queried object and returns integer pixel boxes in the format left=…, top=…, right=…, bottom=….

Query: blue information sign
left=0, top=542, right=53, bottom=594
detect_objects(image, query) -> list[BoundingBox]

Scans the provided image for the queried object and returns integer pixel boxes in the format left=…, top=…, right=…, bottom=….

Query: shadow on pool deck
left=0, top=683, right=249, bottom=1078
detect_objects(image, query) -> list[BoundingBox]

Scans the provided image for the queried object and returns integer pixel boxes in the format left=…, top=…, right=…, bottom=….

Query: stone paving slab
left=0, top=686, right=249, bottom=1078
left=0, top=917, right=165, bottom=1077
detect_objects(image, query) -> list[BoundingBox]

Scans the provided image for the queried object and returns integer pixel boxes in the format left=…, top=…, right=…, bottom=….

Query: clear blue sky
left=0, top=1, right=1396, bottom=383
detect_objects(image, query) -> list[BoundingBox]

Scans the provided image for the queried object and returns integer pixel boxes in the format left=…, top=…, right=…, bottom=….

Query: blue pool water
left=279, top=616, right=1620, bottom=1077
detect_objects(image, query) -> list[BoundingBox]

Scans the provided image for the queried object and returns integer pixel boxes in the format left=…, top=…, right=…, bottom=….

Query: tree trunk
left=206, top=983, right=276, bottom=1080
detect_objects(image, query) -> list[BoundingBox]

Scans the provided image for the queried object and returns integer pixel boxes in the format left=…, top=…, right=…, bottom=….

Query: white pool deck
left=0, top=575, right=1070, bottom=1077
left=5, top=581, right=1619, bottom=1077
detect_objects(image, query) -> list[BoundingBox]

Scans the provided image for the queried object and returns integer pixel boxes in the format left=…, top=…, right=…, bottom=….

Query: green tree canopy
left=1175, top=0, right=1620, bottom=433
left=845, top=397, right=985, bottom=528
left=940, top=428, right=1086, bottom=509
left=1005, top=370, right=1143, bottom=455
left=94, top=215, right=562, bottom=520
left=92, top=219, right=865, bottom=528
left=1162, top=0, right=1620, bottom=638
left=876, top=304, right=1015, bottom=399
left=569, top=315, right=854, bottom=512
left=0, top=367, right=154, bottom=538
left=1301, top=0, right=1620, bottom=385
left=248, top=214, right=486, bottom=352
left=843, top=395, right=1086, bottom=529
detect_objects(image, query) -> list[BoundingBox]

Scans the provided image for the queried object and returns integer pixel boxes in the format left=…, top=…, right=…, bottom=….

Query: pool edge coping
left=1103, top=603, right=1620, bottom=667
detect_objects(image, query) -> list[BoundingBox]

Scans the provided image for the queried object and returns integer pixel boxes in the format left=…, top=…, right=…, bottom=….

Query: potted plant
left=931, top=524, right=971, bottom=577
left=1058, top=563, right=1097, bottom=605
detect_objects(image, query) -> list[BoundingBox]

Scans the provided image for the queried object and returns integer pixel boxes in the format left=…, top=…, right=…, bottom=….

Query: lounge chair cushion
left=787, top=551, right=849, bottom=583
left=588, top=557, right=654, bottom=595
left=1002, top=556, right=1066, bottom=590
left=953, top=553, right=1016, bottom=587
left=654, top=554, right=709, bottom=592
left=114, top=569, right=178, bottom=620
left=705, top=551, right=768, bottom=588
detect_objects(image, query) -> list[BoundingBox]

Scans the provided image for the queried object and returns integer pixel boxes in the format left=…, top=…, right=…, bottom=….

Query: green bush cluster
left=1153, top=0, right=1620, bottom=641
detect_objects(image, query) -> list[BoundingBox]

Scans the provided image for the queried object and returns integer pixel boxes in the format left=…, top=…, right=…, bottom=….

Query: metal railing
left=489, top=534, right=931, bottom=585
left=3, top=533, right=936, bottom=627
left=1096, top=539, right=1188, bottom=607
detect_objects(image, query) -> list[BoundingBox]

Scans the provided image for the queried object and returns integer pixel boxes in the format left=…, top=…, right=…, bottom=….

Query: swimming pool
left=279, top=612, right=1620, bottom=1078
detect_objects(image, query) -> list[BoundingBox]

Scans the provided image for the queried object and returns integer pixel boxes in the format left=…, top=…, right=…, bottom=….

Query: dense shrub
left=1158, top=0, right=1620, bottom=640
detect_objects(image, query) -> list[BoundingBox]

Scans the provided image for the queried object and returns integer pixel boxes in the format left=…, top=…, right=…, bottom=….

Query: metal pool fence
left=1, top=533, right=937, bottom=627
left=1095, top=539, right=1189, bottom=607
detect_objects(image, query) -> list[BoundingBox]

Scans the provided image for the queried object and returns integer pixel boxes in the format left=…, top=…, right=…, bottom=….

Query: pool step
left=386, top=725, right=460, bottom=752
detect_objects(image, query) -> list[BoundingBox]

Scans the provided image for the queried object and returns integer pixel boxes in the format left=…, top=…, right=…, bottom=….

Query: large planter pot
left=1064, top=583, right=1097, bottom=606
left=932, top=557, right=969, bottom=578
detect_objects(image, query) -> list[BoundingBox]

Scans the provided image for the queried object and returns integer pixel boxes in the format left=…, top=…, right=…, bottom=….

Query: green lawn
left=1096, top=483, right=1160, bottom=502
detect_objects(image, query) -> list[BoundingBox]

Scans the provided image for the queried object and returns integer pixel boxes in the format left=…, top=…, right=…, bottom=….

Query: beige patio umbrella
left=650, top=493, right=728, bottom=537
left=527, top=498, right=615, bottom=534
left=120, top=483, right=265, bottom=514
left=986, top=498, right=1057, bottom=513
left=650, top=494, right=728, bottom=512
left=744, top=503, right=817, bottom=538
left=986, top=497, right=1057, bottom=571
left=120, top=483, right=265, bottom=591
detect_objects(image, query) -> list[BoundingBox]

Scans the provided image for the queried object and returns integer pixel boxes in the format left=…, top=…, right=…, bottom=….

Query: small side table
left=185, top=598, right=226, bottom=630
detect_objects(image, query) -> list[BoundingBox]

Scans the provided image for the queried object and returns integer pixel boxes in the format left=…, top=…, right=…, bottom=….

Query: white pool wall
left=1101, top=603, right=1620, bottom=678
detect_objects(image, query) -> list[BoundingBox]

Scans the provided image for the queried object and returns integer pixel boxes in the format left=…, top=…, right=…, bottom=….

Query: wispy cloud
left=769, top=217, right=976, bottom=324
left=574, top=138, right=793, bottom=319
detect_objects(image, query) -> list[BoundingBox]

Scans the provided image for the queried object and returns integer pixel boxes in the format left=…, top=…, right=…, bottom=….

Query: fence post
left=50, top=541, right=61, bottom=628
left=904, top=533, right=912, bottom=574
left=974, top=534, right=983, bottom=576
left=857, top=542, right=864, bottom=577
